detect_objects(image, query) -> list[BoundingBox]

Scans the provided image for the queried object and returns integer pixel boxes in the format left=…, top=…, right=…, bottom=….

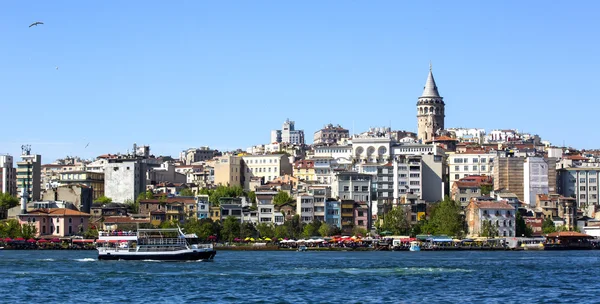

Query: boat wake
left=74, top=258, right=96, bottom=262
left=39, top=258, right=55, bottom=262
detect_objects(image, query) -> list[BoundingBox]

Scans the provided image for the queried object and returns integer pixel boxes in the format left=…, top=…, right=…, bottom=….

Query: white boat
left=97, top=227, right=216, bottom=261
left=409, top=241, right=421, bottom=252
left=297, top=245, right=307, bottom=252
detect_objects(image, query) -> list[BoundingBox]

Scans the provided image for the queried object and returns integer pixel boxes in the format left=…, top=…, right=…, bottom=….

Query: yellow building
left=293, top=159, right=316, bottom=182
left=59, top=171, right=105, bottom=201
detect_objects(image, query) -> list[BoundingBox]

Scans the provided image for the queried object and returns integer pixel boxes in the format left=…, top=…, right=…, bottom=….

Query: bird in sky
left=85, top=143, right=89, bottom=148
left=56, top=66, right=59, bottom=70
left=29, top=21, right=44, bottom=28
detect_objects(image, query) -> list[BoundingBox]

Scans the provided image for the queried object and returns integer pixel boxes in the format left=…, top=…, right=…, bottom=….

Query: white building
left=271, top=119, right=305, bottom=145
left=296, top=195, right=315, bottom=223
left=446, top=128, right=485, bottom=143
left=523, top=157, right=552, bottom=207
left=352, top=128, right=393, bottom=164
left=448, top=152, right=496, bottom=186
left=485, top=129, right=519, bottom=143
left=0, top=155, right=16, bottom=197
left=104, top=158, right=148, bottom=203
left=197, top=195, right=210, bottom=220
left=466, top=199, right=516, bottom=237
left=242, top=154, right=293, bottom=190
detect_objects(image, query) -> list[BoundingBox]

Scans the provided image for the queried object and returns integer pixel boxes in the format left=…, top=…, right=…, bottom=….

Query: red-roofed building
left=18, top=208, right=91, bottom=237
left=293, top=159, right=316, bottom=182
left=466, top=199, right=516, bottom=237
left=451, top=175, right=493, bottom=206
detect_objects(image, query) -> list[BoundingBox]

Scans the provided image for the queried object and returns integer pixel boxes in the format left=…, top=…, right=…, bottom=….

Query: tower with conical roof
left=417, top=64, right=445, bottom=142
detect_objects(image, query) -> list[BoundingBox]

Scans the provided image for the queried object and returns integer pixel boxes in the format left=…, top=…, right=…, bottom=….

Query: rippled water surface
left=0, top=250, right=598, bottom=303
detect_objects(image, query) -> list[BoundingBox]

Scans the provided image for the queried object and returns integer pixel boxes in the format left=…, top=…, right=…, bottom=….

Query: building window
left=454, top=174, right=459, bottom=180
left=472, top=166, right=477, bottom=171
left=464, top=166, right=468, bottom=171
left=580, top=186, right=586, bottom=191
left=580, top=178, right=586, bottom=183
left=354, top=186, right=359, bottom=192
left=455, top=166, right=460, bottom=171
left=69, top=218, right=72, bottom=223
left=460, top=197, right=466, bottom=202
left=481, top=165, right=486, bottom=171
left=580, top=194, right=586, bottom=199
left=591, top=178, right=597, bottom=183
left=473, top=158, right=478, bottom=163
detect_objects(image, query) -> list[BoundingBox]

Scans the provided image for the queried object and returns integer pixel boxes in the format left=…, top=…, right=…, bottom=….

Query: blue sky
left=1, top=1, right=598, bottom=163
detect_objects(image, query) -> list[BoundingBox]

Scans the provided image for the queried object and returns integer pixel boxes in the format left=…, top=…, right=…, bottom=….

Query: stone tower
left=417, top=64, right=445, bottom=142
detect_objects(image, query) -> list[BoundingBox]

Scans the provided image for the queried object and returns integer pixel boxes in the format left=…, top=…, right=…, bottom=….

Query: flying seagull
left=29, top=21, right=44, bottom=28
left=85, top=143, right=89, bottom=148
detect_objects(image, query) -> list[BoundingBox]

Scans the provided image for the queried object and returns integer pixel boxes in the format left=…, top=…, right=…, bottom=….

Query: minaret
left=20, top=180, right=28, bottom=214
left=416, top=63, right=445, bottom=142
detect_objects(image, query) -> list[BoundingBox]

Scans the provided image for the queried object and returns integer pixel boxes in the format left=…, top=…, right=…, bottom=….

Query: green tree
left=0, top=219, right=22, bottom=238
left=247, top=191, right=256, bottom=205
left=542, top=217, right=556, bottom=234
left=318, top=223, right=331, bottom=237
left=95, top=195, right=112, bottom=205
left=380, top=206, right=411, bottom=235
left=209, top=185, right=244, bottom=206
left=480, top=184, right=493, bottom=196
left=0, top=193, right=19, bottom=210
left=516, top=212, right=533, bottom=237
left=427, top=196, right=465, bottom=237
left=274, top=224, right=288, bottom=239
left=179, top=188, right=194, bottom=197
left=256, top=223, right=275, bottom=238
left=240, top=222, right=256, bottom=238
left=302, top=220, right=322, bottom=238
left=83, top=224, right=99, bottom=239
left=221, top=216, right=240, bottom=242
left=352, top=227, right=368, bottom=237
left=124, top=199, right=138, bottom=214
left=480, top=220, right=499, bottom=238
left=20, top=223, right=37, bottom=239
left=273, top=191, right=293, bottom=206
left=283, top=215, right=303, bottom=239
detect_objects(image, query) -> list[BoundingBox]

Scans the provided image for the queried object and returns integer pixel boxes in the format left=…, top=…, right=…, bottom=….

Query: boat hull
left=98, top=250, right=216, bottom=261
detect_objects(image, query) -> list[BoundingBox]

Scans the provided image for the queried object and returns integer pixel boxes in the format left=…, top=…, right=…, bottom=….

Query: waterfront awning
left=50, top=238, right=61, bottom=243
left=37, top=239, right=48, bottom=243
left=14, top=237, right=25, bottom=242
left=72, top=239, right=95, bottom=243
left=3, top=237, right=12, bottom=242
left=27, top=238, right=36, bottom=243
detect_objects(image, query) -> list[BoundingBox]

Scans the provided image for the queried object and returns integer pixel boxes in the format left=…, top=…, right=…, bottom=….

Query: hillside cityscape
left=1, top=67, right=599, bottom=241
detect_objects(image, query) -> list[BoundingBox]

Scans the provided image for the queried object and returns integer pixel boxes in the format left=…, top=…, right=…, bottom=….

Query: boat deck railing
left=138, top=238, right=187, bottom=246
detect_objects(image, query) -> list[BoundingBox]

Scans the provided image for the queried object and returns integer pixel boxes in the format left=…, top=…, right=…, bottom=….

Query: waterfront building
left=271, top=119, right=305, bottom=145
left=18, top=208, right=90, bottom=237
left=197, top=195, right=210, bottom=220
left=16, top=147, right=41, bottom=202
left=296, top=195, right=315, bottom=223
left=313, top=124, right=349, bottom=145
left=352, top=127, right=393, bottom=173
left=416, top=65, right=445, bottom=143
left=0, top=154, right=16, bottom=197
left=332, top=172, right=372, bottom=229
left=341, top=200, right=355, bottom=233
left=376, top=155, right=423, bottom=205
left=325, top=199, right=341, bottom=228
left=465, top=198, right=516, bottom=237
left=256, top=192, right=276, bottom=224
left=90, top=202, right=129, bottom=223
left=354, top=202, right=369, bottom=232
left=275, top=201, right=296, bottom=223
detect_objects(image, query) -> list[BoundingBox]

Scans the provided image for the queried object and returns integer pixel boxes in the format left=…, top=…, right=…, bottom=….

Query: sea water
left=0, top=250, right=598, bottom=303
